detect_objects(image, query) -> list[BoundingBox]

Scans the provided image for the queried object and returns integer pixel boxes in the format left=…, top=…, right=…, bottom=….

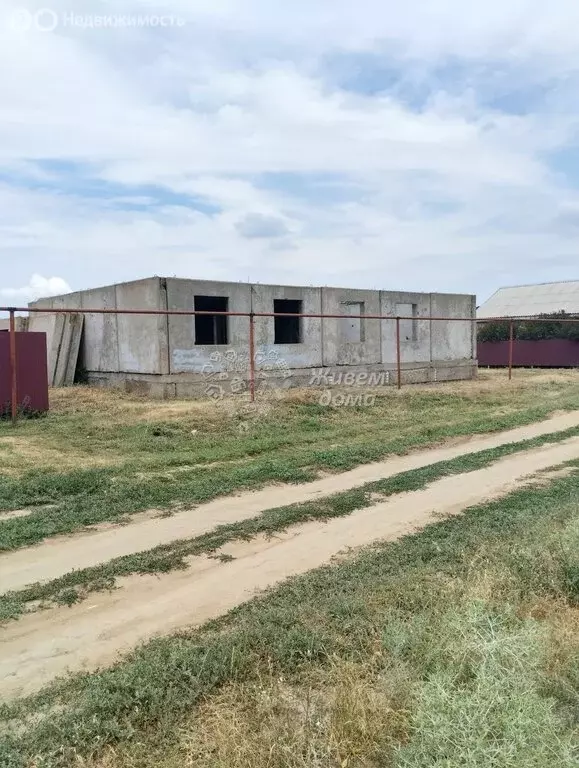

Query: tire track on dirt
left=1, top=435, right=578, bottom=700
left=1, top=411, right=579, bottom=595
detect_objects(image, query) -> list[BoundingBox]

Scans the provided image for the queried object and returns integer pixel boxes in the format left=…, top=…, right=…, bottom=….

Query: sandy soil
left=2, top=411, right=579, bottom=596
left=1, top=435, right=578, bottom=700
left=0, top=509, right=36, bottom=522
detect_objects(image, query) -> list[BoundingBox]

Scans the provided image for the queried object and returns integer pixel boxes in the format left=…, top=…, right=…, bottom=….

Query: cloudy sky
left=1, top=0, right=578, bottom=306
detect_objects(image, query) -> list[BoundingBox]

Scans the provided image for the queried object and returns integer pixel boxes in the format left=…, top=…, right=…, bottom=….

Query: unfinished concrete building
left=29, top=277, right=477, bottom=397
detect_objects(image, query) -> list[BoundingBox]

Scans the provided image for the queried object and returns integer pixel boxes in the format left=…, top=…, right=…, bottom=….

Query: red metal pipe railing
left=396, top=317, right=402, bottom=390
left=508, top=319, right=514, bottom=381
left=9, top=310, right=17, bottom=426
left=248, top=314, right=256, bottom=404
left=1, top=305, right=577, bottom=420
left=7, top=306, right=579, bottom=322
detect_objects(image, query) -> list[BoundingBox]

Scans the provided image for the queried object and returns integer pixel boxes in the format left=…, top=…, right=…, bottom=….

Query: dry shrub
left=174, top=661, right=410, bottom=768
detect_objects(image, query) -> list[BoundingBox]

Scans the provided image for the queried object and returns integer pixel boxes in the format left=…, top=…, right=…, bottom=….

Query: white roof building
left=478, top=280, right=579, bottom=319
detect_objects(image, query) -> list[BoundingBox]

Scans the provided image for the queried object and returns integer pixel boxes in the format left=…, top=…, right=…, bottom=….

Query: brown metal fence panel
left=479, top=339, right=579, bottom=368
left=0, top=331, right=49, bottom=416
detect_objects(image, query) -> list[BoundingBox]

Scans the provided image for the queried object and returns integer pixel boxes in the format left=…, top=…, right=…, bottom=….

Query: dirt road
left=1, top=435, right=578, bottom=700
left=2, top=411, right=579, bottom=595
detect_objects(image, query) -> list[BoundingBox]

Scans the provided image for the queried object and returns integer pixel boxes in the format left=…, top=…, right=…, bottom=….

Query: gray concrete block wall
left=115, top=278, right=168, bottom=374
left=28, top=279, right=477, bottom=392
left=48, top=292, right=83, bottom=310
left=0, top=317, right=28, bottom=332
left=251, top=284, right=323, bottom=370
left=167, top=279, right=251, bottom=374
left=321, top=288, right=381, bottom=366
left=380, top=292, right=432, bottom=364
left=430, top=293, right=475, bottom=362
left=31, top=278, right=170, bottom=377
left=79, top=286, right=119, bottom=372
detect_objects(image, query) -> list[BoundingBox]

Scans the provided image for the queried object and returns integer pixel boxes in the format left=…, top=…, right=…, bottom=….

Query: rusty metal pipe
left=249, top=313, right=256, bottom=403
left=396, top=316, right=402, bottom=390
left=508, top=319, right=514, bottom=381
left=9, top=309, right=17, bottom=426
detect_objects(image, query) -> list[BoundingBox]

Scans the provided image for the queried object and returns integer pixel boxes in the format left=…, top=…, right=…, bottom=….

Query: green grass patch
left=1, top=381, right=579, bottom=551
left=3, top=425, right=579, bottom=622
left=1, top=462, right=579, bottom=766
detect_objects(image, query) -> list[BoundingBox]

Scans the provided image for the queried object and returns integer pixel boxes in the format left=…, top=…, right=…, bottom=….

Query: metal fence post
left=396, top=317, right=402, bottom=390
left=249, top=312, right=256, bottom=403
left=9, top=309, right=18, bottom=425
left=508, top=319, right=514, bottom=381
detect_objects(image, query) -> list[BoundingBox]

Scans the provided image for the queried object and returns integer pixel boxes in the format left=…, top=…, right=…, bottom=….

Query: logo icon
left=10, top=7, right=58, bottom=32
left=35, top=8, right=58, bottom=31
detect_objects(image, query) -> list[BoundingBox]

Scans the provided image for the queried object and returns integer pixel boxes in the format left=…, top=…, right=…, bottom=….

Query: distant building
left=477, top=280, right=579, bottom=368
left=478, top=280, right=579, bottom=319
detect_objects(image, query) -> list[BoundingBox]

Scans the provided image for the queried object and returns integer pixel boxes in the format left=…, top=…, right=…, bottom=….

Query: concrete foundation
left=86, top=360, right=476, bottom=399
left=29, top=277, right=478, bottom=398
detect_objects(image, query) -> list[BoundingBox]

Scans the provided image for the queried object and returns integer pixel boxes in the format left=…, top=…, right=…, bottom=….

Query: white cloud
left=0, top=273, right=72, bottom=303
left=235, top=213, right=290, bottom=239
left=0, top=0, right=578, bottom=302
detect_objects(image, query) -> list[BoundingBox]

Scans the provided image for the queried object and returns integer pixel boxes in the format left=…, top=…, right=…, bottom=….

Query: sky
left=1, top=1, right=579, bottom=307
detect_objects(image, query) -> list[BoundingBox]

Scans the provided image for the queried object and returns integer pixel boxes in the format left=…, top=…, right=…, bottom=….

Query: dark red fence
left=0, top=332, right=49, bottom=416
left=478, top=339, right=579, bottom=368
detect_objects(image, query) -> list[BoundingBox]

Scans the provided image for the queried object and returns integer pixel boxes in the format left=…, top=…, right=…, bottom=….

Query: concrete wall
left=380, top=291, right=432, bottom=365
left=79, top=285, right=119, bottom=372
left=321, top=288, right=381, bottom=366
left=30, top=278, right=169, bottom=376
left=0, top=317, right=28, bottom=332
left=28, top=278, right=477, bottom=393
left=252, top=284, right=323, bottom=370
left=115, top=278, right=168, bottom=374
left=167, top=279, right=251, bottom=374
left=431, top=293, right=476, bottom=362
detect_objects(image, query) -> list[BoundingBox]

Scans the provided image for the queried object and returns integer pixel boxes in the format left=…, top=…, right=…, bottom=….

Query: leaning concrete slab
left=53, top=314, right=84, bottom=387
left=28, top=309, right=64, bottom=386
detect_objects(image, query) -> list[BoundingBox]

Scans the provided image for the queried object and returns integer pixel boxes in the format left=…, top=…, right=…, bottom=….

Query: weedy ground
left=1, top=369, right=579, bottom=551
left=1, top=370, right=579, bottom=767
left=1, top=422, right=579, bottom=621
left=1, top=463, right=578, bottom=767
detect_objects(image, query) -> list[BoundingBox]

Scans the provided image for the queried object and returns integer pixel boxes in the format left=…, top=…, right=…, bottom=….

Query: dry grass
left=414, top=368, right=579, bottom=393
left=1, top=369, right=578, bottom=476
left=85, top=590, right=579, bottom=768
left=48, top=385, right=237, bottom=426
left=181, top=664, right=408, bottom=768
left=45, top=369, right=579, bottom=421
left=3, top=469, right=579, bottom=768
left=89, top=661, right=411, bottom=768
left=0, top=436, right=120, bottom=475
